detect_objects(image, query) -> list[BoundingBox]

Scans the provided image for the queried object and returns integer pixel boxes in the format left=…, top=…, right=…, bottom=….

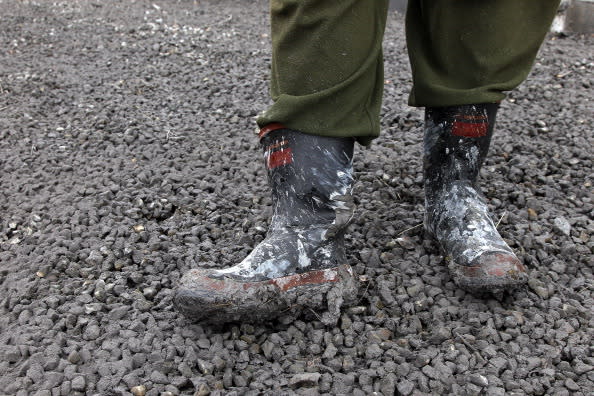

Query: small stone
left=289, top=373, right=321, bottom=388
left=71, top=376, right=86, bottom=391
left=550, top=261, right=566, bottom=273
left=468, top=373, right=489, bottom=387
left=553, top=217, right=571, bottom=236
left=143, top=287, right=157, bottom=300
left=422, top=365, right=440, bottom=380
left=528, top=278, right=549, bottom=299
left=211, top=355, right=226, bottom=371
left=486, top=386, right=505, bottom=396
left=86, top=250, right=103, bottom=265
left=429, top=327, right=451, bottom=345
left=131, top=385, right=147, bottom=396
left=346, top=306, right=367, bottom=315
left=83, top=324, right=101, bottom=340
left=197, top=359, right=214, bottom=375
left=194, top=382, right=210, bottom=396
left=233, top=374, right=247, bottom=387
left=93, top=279, right=106, bottom=301
left=380, top=373, right=397, bottom=395
left=4, top=345, right=21, bottom=363
left=261, top=340, right=274, bottom=359
left=413, top=354, right=431, bottom=368
left=85, top=303, right=102, bottom=314
left=133, top=224, right=145, bottom=232
left=151, top=370, right=169, bottom=384
left=395, top=236, right=416, bottom=250
left=322, top=343, right=338, bottom=359
left=342, top=355, right=356, bottom=371
left=43, top=371, right=64, bottom=389
left=364, top=343, right=383, bottom=359
left=504, top=316, right=518, bottom=328
left=368, top=328, right=392, bottom=342
left=68, top=350, right=81, bottom=364
left=564, top=378, right=580, bottom=391
left=26, top=363, right=44, bottom=384
left=397, top=379, right=415, bottom=396
left=574, top=361, right=593, bottom=375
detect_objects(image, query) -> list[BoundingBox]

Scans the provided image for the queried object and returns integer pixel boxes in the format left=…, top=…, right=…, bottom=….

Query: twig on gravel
left=355, top=278, right=371, bottom=305
left=452, top=329, right=474, bottom=350
left=307, top=307, right=323, bottom=322
left=452, top=330, right=487, bottom=364
left=205, top=14, right=233, bottom=30
left=216, top=14, right=233, bottom=26
left=166, top=130, right=185, bottom=141
left=495, top=211, right=507, bottom=229
left=555, top=70, right=572, bottom=78
left=397, top=223, right=423, bottom=235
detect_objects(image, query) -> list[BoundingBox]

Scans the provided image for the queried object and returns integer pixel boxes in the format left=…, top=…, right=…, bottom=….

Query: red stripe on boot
left=259, top=123, right=286, bottom=139
left=267, top=147, right=293, bottom=169
left=451, top=120, right=488, bottom=137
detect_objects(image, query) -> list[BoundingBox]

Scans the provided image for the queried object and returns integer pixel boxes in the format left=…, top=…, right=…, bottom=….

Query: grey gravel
left=0, top=1, right=592, bottom=395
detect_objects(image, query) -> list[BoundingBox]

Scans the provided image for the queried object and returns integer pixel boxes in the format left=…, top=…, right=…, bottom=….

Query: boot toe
left=448, top=251, right=528, bottom=293
left=174, top=265, right=358, bottom=324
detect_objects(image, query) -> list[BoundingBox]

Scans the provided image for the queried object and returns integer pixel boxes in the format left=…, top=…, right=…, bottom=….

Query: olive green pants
left=257, top=0, right=560, bottom=145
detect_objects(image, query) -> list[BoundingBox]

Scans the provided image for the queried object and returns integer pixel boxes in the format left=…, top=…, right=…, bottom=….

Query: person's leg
left=175, top=0, right=389, bottom=324
left=258, top=0, right=389, bottom=146
left=406, top=0, right=560, bottom=292
left=406, top=0, right=560, bottom=107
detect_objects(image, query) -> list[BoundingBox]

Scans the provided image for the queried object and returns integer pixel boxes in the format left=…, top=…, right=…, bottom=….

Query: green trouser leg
left=257, top=0, right=389, bottom=146
left=258, top=0, right=560, bottom=143
left=406, top=0, right=561, bottom=107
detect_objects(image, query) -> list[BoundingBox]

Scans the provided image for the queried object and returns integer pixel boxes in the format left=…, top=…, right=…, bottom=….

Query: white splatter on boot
left=424, top=104, right=528, bottom=293
left=174, top=125, right=358, bottom=324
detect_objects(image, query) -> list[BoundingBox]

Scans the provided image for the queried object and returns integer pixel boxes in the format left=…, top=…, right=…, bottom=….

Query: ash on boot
left=174, top=127, right=358, bottom=324
left=424, top=104, right=528, bottom=293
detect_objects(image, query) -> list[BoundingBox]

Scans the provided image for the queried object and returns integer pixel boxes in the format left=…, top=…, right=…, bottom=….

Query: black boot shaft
left=261, top=129, right=355, bottom=230
left=424, top=103, right=499, bottom=201
left=205, top=128, right=356, bottom=280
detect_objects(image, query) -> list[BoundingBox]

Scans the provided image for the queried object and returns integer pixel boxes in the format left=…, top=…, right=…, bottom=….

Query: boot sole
left=174, top=264, right=358, bottom=324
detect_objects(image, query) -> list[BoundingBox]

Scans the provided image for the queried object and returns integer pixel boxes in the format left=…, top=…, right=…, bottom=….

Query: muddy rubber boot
left=174, top=125, right=358, bottom=324
left=424, top=104, right=528, bottom=293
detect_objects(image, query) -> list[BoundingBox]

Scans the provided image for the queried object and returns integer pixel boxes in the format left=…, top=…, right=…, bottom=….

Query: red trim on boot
left=451, top=121, right=488, bottom=137
left=265, top=266, right=348, bottom=292
left=259, top=123, right=286, bottom=139
left=451, top=114, right=488, bottom=137
left=266, top=147, right=293, bottom=170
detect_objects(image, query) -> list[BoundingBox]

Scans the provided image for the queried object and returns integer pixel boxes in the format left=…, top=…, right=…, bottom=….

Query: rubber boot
left=424, top=104, right=528, bottom=293
left=174, top=125, right=358, bottom=324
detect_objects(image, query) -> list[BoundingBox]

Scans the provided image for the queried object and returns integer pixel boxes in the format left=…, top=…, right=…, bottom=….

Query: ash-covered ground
left=0, top=1, right=592, bottom=395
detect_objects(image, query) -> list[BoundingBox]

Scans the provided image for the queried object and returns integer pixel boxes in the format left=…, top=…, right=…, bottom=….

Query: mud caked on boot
left=174, top=125, right=358, bottom=324
left=424, top=104, right=528, bottom=293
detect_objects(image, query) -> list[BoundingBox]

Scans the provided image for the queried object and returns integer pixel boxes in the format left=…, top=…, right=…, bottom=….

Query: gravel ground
left=0, top=1, right=592, bottom=395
